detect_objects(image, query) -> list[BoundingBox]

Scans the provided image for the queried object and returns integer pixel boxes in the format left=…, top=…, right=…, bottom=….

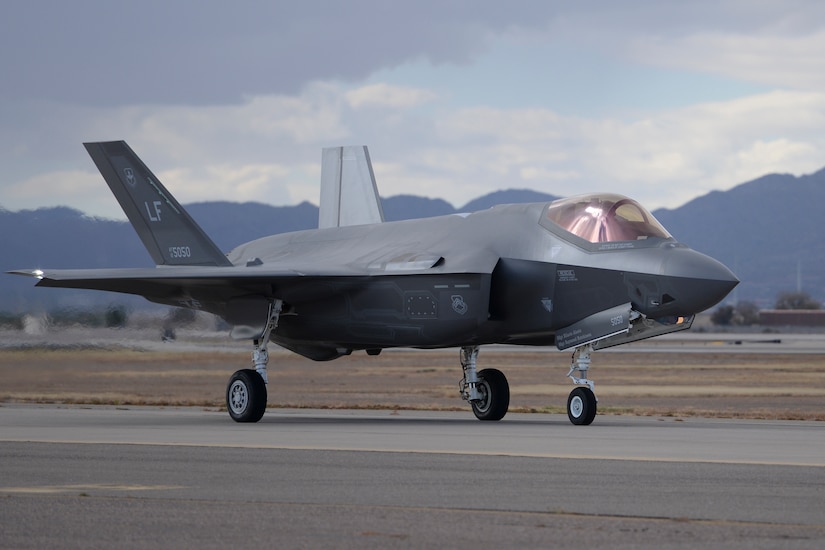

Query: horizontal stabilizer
left=319, top=145, right=384, bottom=228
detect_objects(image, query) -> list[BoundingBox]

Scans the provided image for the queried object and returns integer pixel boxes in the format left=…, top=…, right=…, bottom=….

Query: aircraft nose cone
left=659, top=247, right=739, bottom=314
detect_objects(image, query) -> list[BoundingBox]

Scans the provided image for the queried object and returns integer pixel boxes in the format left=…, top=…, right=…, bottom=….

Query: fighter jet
left=10, top=141, right=738, bottom=425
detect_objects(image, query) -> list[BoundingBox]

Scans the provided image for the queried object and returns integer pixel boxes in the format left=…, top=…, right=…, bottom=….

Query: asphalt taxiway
left=1, top=405, right=824, bottom=548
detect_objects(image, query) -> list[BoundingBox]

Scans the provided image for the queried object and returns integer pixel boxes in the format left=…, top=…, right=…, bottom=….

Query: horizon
left=1, top=163, right=819, bottom=223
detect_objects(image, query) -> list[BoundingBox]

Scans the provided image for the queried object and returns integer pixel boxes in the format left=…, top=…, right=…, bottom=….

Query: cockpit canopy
left=541, top=193, right=671, bottom=244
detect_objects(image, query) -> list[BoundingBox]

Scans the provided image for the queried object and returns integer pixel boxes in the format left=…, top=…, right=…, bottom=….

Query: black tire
left=567, top=386, right=597, bottom=425
left=226, top=369, right=267, bottom=423
left=471, top=368, right=510, bottom=421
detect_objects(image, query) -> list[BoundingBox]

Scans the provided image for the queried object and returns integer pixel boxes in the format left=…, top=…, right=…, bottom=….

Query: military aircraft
left=10, top=141, right=738, bottom=425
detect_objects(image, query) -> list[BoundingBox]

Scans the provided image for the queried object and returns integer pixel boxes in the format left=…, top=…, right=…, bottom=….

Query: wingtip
left=7, top=269, right=44, bottom=280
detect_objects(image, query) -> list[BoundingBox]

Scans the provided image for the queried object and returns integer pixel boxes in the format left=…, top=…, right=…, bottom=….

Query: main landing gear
left=458, top=344, right=597, bottom=425
left=226, top=300, right=282, bottom=422
left=459, top=346, right=510, bottom=421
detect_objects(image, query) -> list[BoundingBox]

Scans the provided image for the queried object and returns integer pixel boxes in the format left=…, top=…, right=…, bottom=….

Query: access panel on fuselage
left=551, top=263, right=629, bottom=328
left=276, top=273, right=491, bottom=348
left=489, top=258, right=631, bottom=339
left=489, top=258, right=557, bottom=336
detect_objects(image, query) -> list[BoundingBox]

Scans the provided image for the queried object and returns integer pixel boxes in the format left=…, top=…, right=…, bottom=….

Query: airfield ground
left=1, top=328, right=824, bottom=420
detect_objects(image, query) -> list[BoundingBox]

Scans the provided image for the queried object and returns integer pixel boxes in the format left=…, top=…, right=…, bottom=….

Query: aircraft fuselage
left=218, top=201, right=736, bottom=359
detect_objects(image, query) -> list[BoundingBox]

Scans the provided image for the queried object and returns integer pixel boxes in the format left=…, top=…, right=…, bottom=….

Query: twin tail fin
left=84, top=141, right=232, bottom=267
left=318, top=145, right=384, bottom=229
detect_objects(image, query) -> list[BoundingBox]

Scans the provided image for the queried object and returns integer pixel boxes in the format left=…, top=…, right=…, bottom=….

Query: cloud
left=0, top=1, right=556, bottom=106
left=629, top=28, right=825, bottom=91
left=346, top=83, right=438, bottom=109
left=4, top=1, right=824, bottom=109
left=3, top=1, right=825, bottom=219
left=3, top=170, right=121, bottom=217
left=4, top=84, right=825, bottom=218
left=397, top=89, right=825, bottom=209
left=160, top=163, right=292, bottom=204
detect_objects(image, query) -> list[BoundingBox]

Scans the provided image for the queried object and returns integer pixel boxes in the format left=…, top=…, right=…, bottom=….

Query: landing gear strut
left=226, top=300, right=282, bottom=423
left=459, top=346, right=510, bottom=421
left=566, top=344, right=597, bottom=425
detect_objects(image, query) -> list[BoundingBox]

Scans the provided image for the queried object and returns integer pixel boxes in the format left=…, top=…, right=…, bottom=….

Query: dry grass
left=1, top=347, right=824, bottom=420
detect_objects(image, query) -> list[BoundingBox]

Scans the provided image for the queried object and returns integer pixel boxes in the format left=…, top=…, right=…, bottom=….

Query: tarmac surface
left=1, top=404, right=824, bottom=548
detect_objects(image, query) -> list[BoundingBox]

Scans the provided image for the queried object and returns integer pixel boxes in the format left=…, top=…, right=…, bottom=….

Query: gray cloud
left=0, top=0, right=558, bottom=106
left=4, top=1, right=822, bottom=106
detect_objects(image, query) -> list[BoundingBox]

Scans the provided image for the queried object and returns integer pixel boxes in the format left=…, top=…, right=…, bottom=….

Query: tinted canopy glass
left=542, top=193, right=671, bottom=243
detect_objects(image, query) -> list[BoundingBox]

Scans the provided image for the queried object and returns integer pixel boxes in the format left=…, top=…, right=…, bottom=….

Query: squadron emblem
left=451, top=294, right=468, bottom=315
left=124, top=167, right=136, bottom=187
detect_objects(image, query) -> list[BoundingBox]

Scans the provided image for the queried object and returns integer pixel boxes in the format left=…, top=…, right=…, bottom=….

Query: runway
left=2, top=405, right=824, bottom=548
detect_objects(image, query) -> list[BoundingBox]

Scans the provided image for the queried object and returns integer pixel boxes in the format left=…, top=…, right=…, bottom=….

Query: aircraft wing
left=10, top=265, right=389, bottom=346
left=8, top=264, right=368, bottom=303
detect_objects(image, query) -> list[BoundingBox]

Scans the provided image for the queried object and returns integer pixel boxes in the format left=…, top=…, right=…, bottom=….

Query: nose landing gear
left=566, top=344, right=597, bottom=425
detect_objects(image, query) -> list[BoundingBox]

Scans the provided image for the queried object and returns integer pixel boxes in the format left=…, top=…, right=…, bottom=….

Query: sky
left=2, top=0, right=825, bottom=220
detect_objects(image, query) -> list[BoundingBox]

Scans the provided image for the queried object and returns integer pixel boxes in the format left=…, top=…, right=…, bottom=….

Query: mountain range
left=2, top=170, right=824, bottom=312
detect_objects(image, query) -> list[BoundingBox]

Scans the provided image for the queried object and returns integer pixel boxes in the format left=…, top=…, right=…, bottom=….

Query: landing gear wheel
left=567, top=386, right=597, bottom=425
left=471, top=368, right=510, bottom=421
left=227, top=369, right=267, bottom=423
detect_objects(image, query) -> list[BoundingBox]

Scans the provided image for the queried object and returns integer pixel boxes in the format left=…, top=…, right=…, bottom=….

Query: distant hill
left=653, top=167, right=825, bottom=306
left=3, top=172, right=825, bottom=311
left=380, top=195, right=455, bottom=222
left=459, top=189, right=558, bottom=212
left=186, top=201, right=319, bottom=252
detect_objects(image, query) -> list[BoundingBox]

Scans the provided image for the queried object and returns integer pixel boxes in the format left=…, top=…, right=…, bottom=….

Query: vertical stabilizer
left=84, top=141, right=232, bottom=267
left=319, top=145, right=385, bottom=228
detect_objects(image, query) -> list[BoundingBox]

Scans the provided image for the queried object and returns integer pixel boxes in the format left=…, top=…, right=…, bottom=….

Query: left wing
left=7, top=265, right=370, bottom=320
